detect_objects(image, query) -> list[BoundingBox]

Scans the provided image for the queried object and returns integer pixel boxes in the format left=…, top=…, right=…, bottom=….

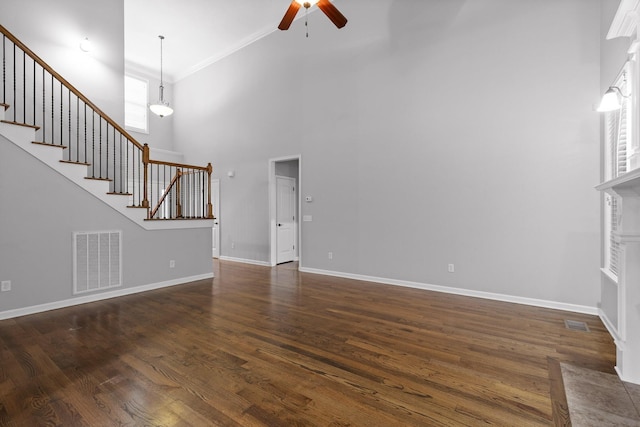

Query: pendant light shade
left=149, top=35, right=173, bottom=118
left=149, top=99, right=173, bottom=117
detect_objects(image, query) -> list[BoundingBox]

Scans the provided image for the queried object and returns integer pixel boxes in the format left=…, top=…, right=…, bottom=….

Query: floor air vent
left=73, top=231, right=122, bottom=294
left=564, top=320, right=590, bottom=332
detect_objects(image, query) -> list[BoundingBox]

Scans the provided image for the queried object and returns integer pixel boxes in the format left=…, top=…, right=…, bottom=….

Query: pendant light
left=149, top=35, right=173, bottom=117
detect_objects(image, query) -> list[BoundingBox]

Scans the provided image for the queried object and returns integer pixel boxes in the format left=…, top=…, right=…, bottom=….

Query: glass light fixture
left=79, top=37, right=91, bottom=53
left=149, top=35, right=173, bottom=118
left=295, top=0, right=319, bottom=5
left=597, top=87, right=622, bottom=112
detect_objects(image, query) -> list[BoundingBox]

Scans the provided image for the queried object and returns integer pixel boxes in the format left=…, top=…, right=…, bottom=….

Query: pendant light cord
left=158, top=35, right=165, bottom=102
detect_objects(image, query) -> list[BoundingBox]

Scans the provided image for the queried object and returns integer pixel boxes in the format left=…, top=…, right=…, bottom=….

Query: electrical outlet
left=448, top=264, right=455, bottom=273
left=1, top=280, right=11, bottom=292
left=328, top=252, right=333, bottom=260
left=231, top=241, right=235, bottom=249
left=169, top=260, right=175, bottom=268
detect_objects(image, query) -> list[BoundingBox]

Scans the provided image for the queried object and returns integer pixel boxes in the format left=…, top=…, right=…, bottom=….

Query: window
left=603, top=70, right=631, bottom=277
left=125, top=75, right=148, bottom=133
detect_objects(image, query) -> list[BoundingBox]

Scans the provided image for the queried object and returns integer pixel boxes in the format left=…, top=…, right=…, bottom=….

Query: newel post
left=207, top=163, right=214, bottom=219
left=142, top=144, right=150, bottom=218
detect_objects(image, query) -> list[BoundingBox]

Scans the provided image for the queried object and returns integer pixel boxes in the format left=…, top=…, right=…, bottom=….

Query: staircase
left=0, top=25, right=214, bottom=230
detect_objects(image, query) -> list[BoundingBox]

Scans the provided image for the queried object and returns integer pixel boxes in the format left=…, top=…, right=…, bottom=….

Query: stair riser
left=1, top=116, right=212, bottom=231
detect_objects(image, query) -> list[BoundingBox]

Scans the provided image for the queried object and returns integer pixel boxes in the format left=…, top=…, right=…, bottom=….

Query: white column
left=613, top=188, right=640, bottom=384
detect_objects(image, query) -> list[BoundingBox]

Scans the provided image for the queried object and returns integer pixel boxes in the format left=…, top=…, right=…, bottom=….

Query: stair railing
left=0, top=24, right=213, bottom=220
left=146, top=160, right=213, bottom=220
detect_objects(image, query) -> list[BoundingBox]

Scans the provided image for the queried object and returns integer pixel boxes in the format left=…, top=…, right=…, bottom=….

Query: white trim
left=599, top=308, right=622, bottom=344
left=596, top=167, right=640, bottom=192
left=211, top=178, right=220, bottom=259
left=269, top=155, right=302, bottom=267
left=0, top=122, right=214, bottom=231
left=218, top=256, right=272, bottom=267
left=613, top=231, right=640, bottom=243
left=298, top=267, right=598, bottom=315
left=0, top=273, right=213, bottom=320
left=607, top=0, right=640, bottom=39
left=172, top=7, right=323, bottom=82
left=600, top=267, right=619, bottom=286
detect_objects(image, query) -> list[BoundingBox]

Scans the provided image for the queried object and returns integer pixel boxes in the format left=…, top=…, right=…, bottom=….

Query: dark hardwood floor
left=0, top=260, right=615, bottom=426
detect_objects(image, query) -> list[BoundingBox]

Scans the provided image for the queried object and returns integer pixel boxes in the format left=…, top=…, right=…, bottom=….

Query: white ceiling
left=124, top=0, right=305, bottom=82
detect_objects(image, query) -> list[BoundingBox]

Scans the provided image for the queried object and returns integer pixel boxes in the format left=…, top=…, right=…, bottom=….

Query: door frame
left=269, top=155, right=302, bottom=267
left=211, top=178, right=220, bottom=259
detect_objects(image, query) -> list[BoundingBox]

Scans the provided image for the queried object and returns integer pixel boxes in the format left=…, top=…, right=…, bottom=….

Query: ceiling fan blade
left=278, top=1, right=301, bottom=30
left=317, top=0, right=348, bottom=29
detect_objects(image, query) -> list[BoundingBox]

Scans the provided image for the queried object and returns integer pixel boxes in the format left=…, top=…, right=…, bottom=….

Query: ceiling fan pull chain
left=305, top=7, right=309, bottom=38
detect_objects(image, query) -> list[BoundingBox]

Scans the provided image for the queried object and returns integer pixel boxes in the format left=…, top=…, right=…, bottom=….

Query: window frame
left=124, top=74, right=149, bottom=134
left=603, top=66, right=632, bottom=279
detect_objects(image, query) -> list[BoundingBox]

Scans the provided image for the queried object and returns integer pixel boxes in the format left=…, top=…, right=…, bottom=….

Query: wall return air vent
left=73, top=231, right=122, bottom=294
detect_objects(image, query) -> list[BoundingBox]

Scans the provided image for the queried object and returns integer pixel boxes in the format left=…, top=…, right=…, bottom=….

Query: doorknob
left=278, top=223, right=282, bottom=227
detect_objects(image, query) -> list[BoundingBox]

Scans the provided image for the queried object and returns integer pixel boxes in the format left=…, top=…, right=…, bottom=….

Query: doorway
left=211, top=178, right=220, bottom=259
left=276, top=176, right=296, bottom=264
left=269, top=156, right=301, bottom=266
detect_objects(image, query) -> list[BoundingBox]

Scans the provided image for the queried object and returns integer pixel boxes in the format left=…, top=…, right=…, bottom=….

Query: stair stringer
left=0, top=116, right=213, bottom=231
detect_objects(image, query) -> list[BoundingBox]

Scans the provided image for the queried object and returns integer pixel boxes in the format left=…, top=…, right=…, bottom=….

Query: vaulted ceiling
left=125, top=0, right=314, bottom=82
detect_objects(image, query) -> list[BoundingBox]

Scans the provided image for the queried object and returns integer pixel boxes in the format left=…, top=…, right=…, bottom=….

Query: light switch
left=303, top=215, right=313, bottom=222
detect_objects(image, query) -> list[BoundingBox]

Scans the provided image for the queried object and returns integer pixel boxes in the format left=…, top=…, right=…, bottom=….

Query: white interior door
left=276, top=176, right=296, bottom=264
left=211, top=179, right=220, bottom=258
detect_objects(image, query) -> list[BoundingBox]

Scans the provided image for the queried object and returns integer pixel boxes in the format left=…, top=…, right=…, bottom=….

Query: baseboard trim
left=0, top=273, right=214, bottom=320
left=298, top=267, right=598, bottom=315
left=219, top=256, right=272, bottom=267
left=599, top=308, right=622, bottom=344
left=599, top=308, right=620, bottom=339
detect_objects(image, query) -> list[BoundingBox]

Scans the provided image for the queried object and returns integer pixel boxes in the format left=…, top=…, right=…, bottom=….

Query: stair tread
left=31, top=141, right=67, bottom=149
left=107, top=192, right=133, bottom=196
left=1, top=120, right=40, bottom=130
left=84, top=176, right=112, bottom=182
left=145, top=217, right=213, bottom=221
left=60, top=160, right=90, bottom=166
left=0, top=103, right=8, bottom=111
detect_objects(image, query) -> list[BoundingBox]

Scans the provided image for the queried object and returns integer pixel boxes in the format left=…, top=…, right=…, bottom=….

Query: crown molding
left=608, top=0, right=640, bottom=39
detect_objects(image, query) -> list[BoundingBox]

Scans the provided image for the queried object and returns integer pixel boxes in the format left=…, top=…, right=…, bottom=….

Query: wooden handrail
left=2, top=24, right=215, bottom=221
left=147, top=159, right=210, bottom=171
left=0, top=24, right=144, bottom=151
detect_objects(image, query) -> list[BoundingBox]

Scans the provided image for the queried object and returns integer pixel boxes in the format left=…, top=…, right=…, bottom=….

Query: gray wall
left=0, top=136, right=212, bottom=313
left=0, top=0, right=212, bottom=316
left=0, top=0, right=125, bottom=123
left=173, top=0, right=602, bottom=307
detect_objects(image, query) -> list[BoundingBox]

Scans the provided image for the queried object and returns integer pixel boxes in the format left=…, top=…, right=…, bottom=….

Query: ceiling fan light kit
left=278, top=0, right=347, bottom=32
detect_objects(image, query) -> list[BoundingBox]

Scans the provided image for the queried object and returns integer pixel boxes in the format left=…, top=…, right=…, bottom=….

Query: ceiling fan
left=278, top=0, right=348, bottom=31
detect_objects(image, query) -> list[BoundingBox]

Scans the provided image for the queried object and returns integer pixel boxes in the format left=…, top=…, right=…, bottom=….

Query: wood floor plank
left=0, top=260, right=616, bottom=425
